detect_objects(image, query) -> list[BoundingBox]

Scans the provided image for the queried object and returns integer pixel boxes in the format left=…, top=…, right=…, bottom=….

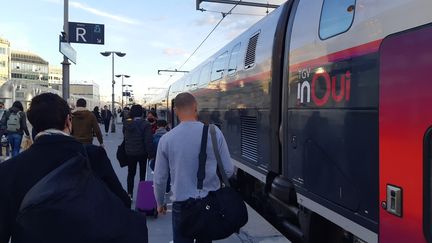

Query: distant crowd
left=0, top=92, right=244, bottom=243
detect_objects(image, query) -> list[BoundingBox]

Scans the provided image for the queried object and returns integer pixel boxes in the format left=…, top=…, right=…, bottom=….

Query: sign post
left=69, top=22, right=105, bottom=45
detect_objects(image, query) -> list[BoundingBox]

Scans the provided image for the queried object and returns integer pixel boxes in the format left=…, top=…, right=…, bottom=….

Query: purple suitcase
left=135, top=181, right=158, bottom=218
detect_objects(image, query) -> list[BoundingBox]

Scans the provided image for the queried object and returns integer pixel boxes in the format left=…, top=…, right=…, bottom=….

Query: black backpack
left=14, top=153, right=148, bottom=243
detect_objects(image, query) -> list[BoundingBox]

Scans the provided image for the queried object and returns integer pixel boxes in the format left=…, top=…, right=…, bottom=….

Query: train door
left=379, top=24, right=432, bottom=242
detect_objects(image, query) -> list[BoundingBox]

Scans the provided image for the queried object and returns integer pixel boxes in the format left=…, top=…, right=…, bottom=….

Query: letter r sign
left=76, top=27, right=87, bottom=43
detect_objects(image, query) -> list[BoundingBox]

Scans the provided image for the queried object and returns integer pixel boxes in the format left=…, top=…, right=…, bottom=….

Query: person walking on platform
left=0, top=102, right=7, bottom=156
left=71, top=98, right=104, bottom=146
left=120, top=106, right=130, bottom=124
left=93, top=106, right=102, bottom=124
left=0, top=93, right=147, bottom=243
left=101, top=105, right=112, bottom=135
left=123, top=104, right=155, bottom=198
left=147, top=110, right=158, bottom=134
left=153, top=92, right=234, bottom=243
left=2, top=101, right=30, bottom=157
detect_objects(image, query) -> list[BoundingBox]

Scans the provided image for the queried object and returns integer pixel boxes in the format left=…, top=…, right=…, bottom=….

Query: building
left=11, top=50, right=49, bottom=86
left=0, top=37, right=11, bottom=87
left=70, top=80, right=101, bottom=109
left=48, top=65, right=62, bottom=89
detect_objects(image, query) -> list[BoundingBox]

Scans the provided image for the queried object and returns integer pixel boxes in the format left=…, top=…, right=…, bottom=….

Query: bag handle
left=210, top=124, right=231, bottom=187
left=197, top=125, right=209, bottom=190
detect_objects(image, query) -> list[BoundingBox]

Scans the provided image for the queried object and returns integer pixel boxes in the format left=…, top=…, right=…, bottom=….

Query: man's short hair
left=27, top=93, right=70, bottom=134
left=174, top=92, right=197, bottom=110
left=129, top=104, right=143, bottom=118
left=76, top=98, right=87, bottom=108
left=157, top=119, right=167, bottom=128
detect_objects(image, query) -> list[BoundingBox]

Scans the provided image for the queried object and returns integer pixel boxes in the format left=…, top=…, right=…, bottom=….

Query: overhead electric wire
left=177, top=0, right=242, bottom=71
left=200, top=9, right=265, bottom=17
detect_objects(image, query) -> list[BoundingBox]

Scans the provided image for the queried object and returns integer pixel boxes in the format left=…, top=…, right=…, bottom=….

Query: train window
left=211, top=51, right=228, bottom=81
left=228, top=43, right=241, bottom=75
left=186, top=69, right=200, bottom=90
left=198, top=62, right=211, bottom=87
left=319, top=0, right=356, bottom=39
left=245, top=32, right=260, bottom=69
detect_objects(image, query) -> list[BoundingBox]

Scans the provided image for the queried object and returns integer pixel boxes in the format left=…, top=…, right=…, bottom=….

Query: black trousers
left=103, top=119, right=110, bottom=133
left=127, top=155, right=147, bottom=195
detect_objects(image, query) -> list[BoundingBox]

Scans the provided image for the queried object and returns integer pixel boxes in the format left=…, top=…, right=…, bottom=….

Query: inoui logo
left=297, top=68, right=351, bottom=106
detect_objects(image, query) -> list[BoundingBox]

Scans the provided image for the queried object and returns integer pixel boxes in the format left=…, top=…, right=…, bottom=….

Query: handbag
left=179, top=124, right=248, bottom=240
left=116, top=140, right=128, bottom=167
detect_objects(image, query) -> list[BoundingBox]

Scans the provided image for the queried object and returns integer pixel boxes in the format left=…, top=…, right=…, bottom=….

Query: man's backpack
left=15, top=152, right=148, bottom=243
left=7, top=111, right=21, bottom=132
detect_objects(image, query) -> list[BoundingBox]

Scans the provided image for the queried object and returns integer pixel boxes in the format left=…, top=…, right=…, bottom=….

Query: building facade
left=0, top=38, right=11, bottom=87
left=48, top=65, right=62, bottom=85
left=70, top=80, right=101, bottom=109
left=11, top=50, right=49, bottom=86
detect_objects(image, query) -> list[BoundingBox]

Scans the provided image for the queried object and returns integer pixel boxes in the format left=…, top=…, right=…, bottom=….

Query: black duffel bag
left=179, top=124, right=248, bottom=240
left=116, top=140, right=128, bottom=167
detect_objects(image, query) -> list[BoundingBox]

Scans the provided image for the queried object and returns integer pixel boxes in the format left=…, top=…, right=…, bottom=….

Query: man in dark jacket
left=101, top=105, right=112, bottom=135
left=123, top=104, right=155, bottom=197
left=0, top=93, right=145, bottom=243
left=71, top=98, right=103, bottom=145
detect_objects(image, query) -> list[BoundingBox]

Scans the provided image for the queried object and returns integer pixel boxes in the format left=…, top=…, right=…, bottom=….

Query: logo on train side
left=297, top=68, right=351, bottom=106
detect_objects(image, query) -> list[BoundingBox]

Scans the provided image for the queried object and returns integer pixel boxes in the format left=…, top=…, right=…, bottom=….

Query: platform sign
left=59, top=37, right=77, bottom=64
left=69, top=22, right=104, bottom=45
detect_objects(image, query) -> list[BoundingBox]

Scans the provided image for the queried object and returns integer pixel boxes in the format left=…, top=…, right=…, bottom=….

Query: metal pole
left=111, top=54, right=116, bottom=132
left=62, top=0, right=70, bottom=101
left=121, top=76, right=124, bottom=108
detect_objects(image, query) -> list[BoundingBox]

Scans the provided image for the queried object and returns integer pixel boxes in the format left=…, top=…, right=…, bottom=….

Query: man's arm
left=91, top=114, right=103, bottom=145
left=153, top=137, right=169, bottom=207
left=85, top=145, right=131, bottom=208
left=216, top=127, right=234, bottom=177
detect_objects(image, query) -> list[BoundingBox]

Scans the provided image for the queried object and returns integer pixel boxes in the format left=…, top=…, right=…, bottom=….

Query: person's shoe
left=105, top=133, right=108, bottom=136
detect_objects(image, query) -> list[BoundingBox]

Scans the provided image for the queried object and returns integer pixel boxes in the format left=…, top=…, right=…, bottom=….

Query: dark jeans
left=8, top=133, right=22, bottom=157
left=172, top=202, right=212, bottom=243
left=127, top=155, right=147, bottom=195
left=103, top=119, right=110, bottom=133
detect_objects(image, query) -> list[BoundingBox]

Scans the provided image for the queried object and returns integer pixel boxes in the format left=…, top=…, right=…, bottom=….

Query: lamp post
left=100, top=51, right=126, bottom=133
left=115, top=74, right=130, bottom=108
left=122, top=84, right=132, bottom=106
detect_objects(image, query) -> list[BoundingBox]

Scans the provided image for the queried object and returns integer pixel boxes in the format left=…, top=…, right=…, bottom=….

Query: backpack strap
left=197, top=125, right=209, bottom=190
left=210, top=124, right=230, bottom=187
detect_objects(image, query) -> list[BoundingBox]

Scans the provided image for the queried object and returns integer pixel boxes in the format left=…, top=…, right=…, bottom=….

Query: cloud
left=69, top=1, right=140, bottom=25
left=163, top=48, right=188, bottom=56
left=194, top=14, right=221, bottom=26
left=42, top=0, right=141, bottom=25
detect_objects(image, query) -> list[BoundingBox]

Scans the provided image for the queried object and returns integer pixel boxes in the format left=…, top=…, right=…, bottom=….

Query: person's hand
left=157, top=205, right=167, bottom=215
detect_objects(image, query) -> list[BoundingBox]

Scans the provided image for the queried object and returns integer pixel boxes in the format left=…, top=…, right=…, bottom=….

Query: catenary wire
left=177, top=0, right=243, bottom=71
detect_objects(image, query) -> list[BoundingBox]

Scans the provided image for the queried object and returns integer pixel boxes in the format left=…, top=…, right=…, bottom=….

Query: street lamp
left=115, top=74, right=130, bottom=108
left=100, top=51, right=126, bottom=133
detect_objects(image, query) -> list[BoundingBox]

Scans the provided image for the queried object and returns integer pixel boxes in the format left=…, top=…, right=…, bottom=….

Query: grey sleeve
left=216, top=127, right=234, bottom=177
left=153, top=136, right=169, bottom=207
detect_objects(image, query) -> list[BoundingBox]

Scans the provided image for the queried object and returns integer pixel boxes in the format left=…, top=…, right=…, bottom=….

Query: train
left=148, top=0, right=432, bottom=242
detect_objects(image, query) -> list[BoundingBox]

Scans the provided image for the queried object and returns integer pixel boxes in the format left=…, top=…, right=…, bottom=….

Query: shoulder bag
left=179, top=124, right=248, bottom=240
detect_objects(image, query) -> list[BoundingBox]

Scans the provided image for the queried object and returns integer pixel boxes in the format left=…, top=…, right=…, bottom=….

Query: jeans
left=8, top=133, right=23, bottom=157
left=103, top=120, right=110, bottom=133
left=127, top=155, right=147, bottom=195
left=172, top=202, right=212, bottom=243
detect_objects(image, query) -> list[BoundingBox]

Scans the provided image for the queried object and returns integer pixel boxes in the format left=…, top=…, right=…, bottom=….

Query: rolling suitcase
left=135, top=180, right=158, bottom=218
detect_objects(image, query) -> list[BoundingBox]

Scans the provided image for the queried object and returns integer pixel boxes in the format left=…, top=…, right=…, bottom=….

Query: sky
left=0, top=0, right=286, bottom=103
